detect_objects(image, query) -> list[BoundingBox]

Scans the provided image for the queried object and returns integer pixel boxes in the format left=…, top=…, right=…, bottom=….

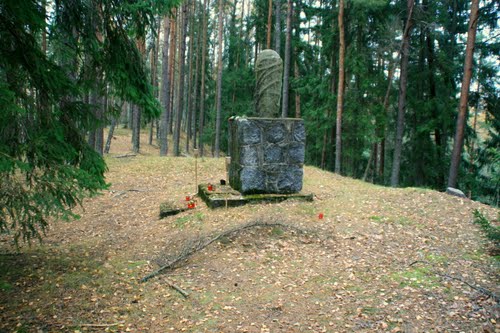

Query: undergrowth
left=473, top=210, right=500, bottom=255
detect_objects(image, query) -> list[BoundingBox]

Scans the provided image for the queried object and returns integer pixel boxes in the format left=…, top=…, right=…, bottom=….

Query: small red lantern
left=187, top=202, right=195, bottom=209
left=318, top=213, right=324, bottom=219
left=185, top=195, right=191, bottom=201
left=207, top=184, right=214, bottom=191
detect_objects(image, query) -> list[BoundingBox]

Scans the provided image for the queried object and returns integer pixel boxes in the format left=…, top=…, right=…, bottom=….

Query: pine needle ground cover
left=1, top=132, right=499, bottom=332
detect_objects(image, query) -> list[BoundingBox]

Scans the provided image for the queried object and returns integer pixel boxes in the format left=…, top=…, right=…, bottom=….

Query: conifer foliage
left=0, top=0, right=178, bottom=244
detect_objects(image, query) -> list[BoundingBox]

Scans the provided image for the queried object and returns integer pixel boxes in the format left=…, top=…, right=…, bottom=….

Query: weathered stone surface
left=240, top=167, right=266, bottom=193
left=255, top=50, right=283, bottom=118
left=266, top=123, right=286, bottom=143
left=292, top=121, right=306, bottom=142
left=240, top=146, right=259, bottom=165
left=228, top=117, right=305, bottom=194
left=277, top=167, right=303, bottom=193
left=239, top=119, right=261, bottom=144
left=446, top=187, right=467, bottom=198
left=288, top=142, right=305, bottom=164
left=264, top=144, right=283, bottom=163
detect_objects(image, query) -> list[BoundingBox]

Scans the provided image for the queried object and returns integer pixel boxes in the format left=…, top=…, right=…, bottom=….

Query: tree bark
left=390, top=0, right=415, bottom=187
left=160, top=15, right=171, bottom=156
left=174, top=4, right=188, bottom=156
left=215, top=0, right=224, bottom=158
left=334, top=0, right=345, bottom=174
left=447, top=0, right=480, bottom=189
left=266, top=0, right=273, bottom=49
left=274, top=0, right=281, bottom=54
left=281, top=0, right=292, bottom=118
left=199, top=0, right=209, bottom=156
left=294, top=60, right=301, bottom=118
left=168, top=11, right=177, bottom=135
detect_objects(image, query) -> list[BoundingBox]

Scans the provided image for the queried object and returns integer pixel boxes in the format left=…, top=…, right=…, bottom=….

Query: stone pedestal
left=228, top=117, right=305, bottom=194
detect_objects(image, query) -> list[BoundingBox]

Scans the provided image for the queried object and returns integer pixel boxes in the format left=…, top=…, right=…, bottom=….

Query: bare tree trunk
left=281, top=0, right=292, bottom=118
left=334, top=0, right=345, bottom=174
left=174, top=4, right=188, bottom=156
left=274, top=0, right=281, bottom=54
left=132, top=38, right=146, bottom=154
left=192, top=8, right=201, bottom=151
left=215, top=0, right=224, bottom=158
left=160, top=15, right=171, bottom=156
left=95, top=84, right=106, bottom=155
left=390, top=0, right=415, bottom=187
left=199, top=0, right=209, bottom=156
left=294, top=60, right=301, bottom=118
left=104, top=117, right=116, bottom=154
left=168, top=11, right=177, bottom=135
left=186, top=0, right=196, bottom=153
left=131, top=103, right=141, bottom=153
left=447, top=0, right=480, bottom=189
left=266, top=0, right=273, bottom=49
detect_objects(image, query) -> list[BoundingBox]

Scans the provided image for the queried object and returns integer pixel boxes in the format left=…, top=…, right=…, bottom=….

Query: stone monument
left=228, top=50, right=305, bottom=194
left=255, top=49, right=283, bottom=118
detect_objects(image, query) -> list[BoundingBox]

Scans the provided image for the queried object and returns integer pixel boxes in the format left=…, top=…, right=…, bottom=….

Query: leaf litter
left=0, top=132, right=499, bottom=332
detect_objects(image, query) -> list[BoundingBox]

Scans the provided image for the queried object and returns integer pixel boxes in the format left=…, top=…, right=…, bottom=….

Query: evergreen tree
left=0, top=0, right=178, bottom=244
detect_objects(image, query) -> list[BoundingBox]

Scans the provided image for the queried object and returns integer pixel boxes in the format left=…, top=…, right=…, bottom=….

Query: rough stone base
left=159, top=200, right=188, bottom=218
left=228, top=117, right=305, bottom=194
left=198, top=184, right=313, bottom=209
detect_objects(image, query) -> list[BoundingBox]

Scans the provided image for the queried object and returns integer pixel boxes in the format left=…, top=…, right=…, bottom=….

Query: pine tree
left=215, top=0, right=225, bottom=158
left=448, top=0, right=480, bottom=189
left=334, top=0, right=345, bottom=174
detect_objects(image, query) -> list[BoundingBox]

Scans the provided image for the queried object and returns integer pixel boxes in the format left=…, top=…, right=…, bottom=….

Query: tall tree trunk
left=266, top=0, right=273, bottom=49
left=186, top=0, right=195, bottom=153
left=447, top=0, right=480, bottom=189
left=215, top=0, right=224, bottom=158
left=95, top=84, right=105, bottom=155
left=294, top=60, right=301, bottom=118
left=274, top=0, right=281, bottom=54
left=131, top=104, right=141, bottom=153
left=390, top=0, right=415, bottom=187
left=199, top=0, right=209, bottom=156
left=281, top=0, right=292, bottom=118
left=104, top=117, right=117, bottom=154
left=334, top=0, right=345, bottom=174
left=192, top=8, right=201, bottom=151
left=160, top=15, right=171, bottom=156
left=132, top=38, right=145, bottom=154
left=168, top=11, right=177, bottom=135
left=174, top=4, right=188, bottom=156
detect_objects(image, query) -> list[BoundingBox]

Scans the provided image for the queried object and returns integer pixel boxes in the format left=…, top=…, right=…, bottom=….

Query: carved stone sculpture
left=255, top=49, right=283, bottom=118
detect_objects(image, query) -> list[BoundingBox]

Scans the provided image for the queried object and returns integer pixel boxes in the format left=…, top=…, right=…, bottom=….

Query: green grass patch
left=391, top=267, right=439, bottom=288
left=270, top=226, right=285, bottom=238
left=425, top=253, right=448, bottom=265
left=473, top=210, right=500, bottom=250
left=174, top=213, right=204, bottom=229
left=0, top=280, right=13, bottom=291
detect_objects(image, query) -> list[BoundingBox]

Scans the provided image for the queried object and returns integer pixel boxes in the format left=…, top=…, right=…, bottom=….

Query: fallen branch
left=114, top=153, right=137, bottom=158
left=112, top=189, right=147, bottom=197
left=165, top=278, right=190, bottom=298
left=437, top=273, right=500, bottom=304
left=408, top=261, right=500, bottom=303
left=77, top=321, right=125, bottom=327
left=140, top=220, right=315, bottom=282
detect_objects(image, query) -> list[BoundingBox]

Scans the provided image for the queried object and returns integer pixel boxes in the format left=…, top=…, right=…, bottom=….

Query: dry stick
left=140, top=221, right=314, bottom=282
left=77, top=321, right=125, bottom=327
left=165, top=278, right=190, bottom=298
left=437, top=273, right=500, bottom=303
left=408, top=261, right=500, bottom=303
left=114, top=153, right=137, bottom=158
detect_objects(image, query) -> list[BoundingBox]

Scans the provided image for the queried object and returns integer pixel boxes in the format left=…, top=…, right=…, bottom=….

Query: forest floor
left=1, top=129, right=499, bottom=333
